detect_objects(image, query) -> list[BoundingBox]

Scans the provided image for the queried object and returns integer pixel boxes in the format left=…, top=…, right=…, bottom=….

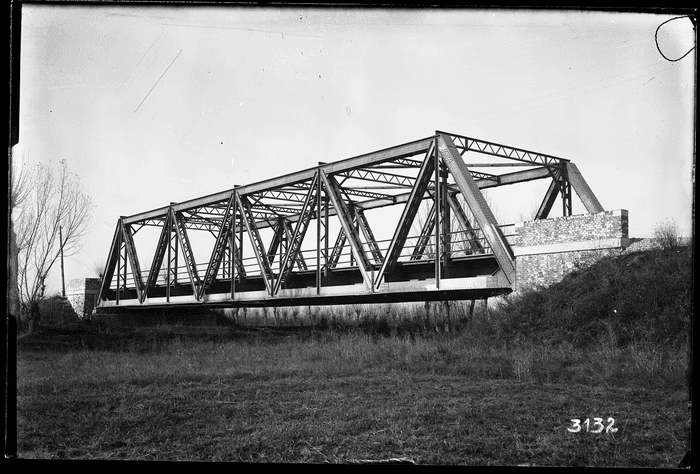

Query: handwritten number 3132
left=568, top=418, right=617, bottom=433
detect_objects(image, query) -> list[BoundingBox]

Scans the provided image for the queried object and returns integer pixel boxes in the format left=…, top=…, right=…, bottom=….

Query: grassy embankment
left=15, top=243, right=692, bottom=465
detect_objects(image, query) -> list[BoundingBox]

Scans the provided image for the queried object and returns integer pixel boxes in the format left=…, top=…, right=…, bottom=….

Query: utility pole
left=59, top=226, right=65, bottom=298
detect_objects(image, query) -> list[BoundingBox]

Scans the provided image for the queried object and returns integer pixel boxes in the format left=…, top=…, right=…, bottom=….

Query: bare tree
left=8, top=155, right=31, bottom=321
left=12, top=159, right=93, bottom=334
left=92, top=258, right=107, bottom=281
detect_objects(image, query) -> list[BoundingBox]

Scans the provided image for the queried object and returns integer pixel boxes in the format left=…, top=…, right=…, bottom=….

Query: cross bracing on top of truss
left=99, top=131, right=603, bottom=306
left=442, top=131, right=570, bottom=167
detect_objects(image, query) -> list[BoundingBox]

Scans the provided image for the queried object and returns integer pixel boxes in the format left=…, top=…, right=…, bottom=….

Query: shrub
left=652, top=218, right=683, bottom=250
left=38, top=294, right=81, bottom=325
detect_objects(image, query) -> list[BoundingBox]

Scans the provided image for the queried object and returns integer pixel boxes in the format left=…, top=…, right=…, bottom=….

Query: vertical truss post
left=227, top=237, right=233, bottom=295
left=560, top=164, right=572, bottom=216
left=230, top=191, right=239, bottom=297
left=274, top=173, right=319, bottom=295
left=222, top=243, right=230, bottom=280
left=374, top=141, right=436, bottom=289
left=171, top=208, right=202, bottom=298
left=117, top=230, right=127, bottom=304
left=316, top=170, right=323, bottom=294
left=278, top=221, right=285, bottom=275
left=349, top=210, right=357, bottom=267
left=166, top=204, right=178, bottom=302
left=315, top=168, right=331, bottom=292
left=437, top=132, right=515, bottom=285
left=434, top=141, right=442, bottom=289
left=236, top=193, right=276, bottom=296
left=233, top=190, right=246, bottom=286
left=320, top=170, right=375, bottom=292
left=166, top=212, right=172, bottom=302
left=441, top=160, right=451, bottom=278
left=323, top=177, right=330, bottom=285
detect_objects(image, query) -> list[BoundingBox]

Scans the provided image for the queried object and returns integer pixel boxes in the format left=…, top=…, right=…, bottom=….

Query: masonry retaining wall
left=511, top=209, right=629, bottom=291
left=66, top=278, right=102, bottom=318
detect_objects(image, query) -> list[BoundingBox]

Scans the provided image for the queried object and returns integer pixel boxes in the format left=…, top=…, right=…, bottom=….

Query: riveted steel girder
left=437, top=133, right=516, bottom=285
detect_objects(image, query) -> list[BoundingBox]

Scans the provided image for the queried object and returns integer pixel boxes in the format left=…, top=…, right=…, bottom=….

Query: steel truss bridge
left=96, top=131, right=603, bottom=311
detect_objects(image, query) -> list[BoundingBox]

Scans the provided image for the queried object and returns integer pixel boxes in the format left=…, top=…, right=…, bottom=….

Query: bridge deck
left=97, top=255, right=511, bottom=310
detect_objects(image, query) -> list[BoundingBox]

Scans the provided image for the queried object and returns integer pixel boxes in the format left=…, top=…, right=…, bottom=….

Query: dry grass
left=15, top=324, right=690, bottom=466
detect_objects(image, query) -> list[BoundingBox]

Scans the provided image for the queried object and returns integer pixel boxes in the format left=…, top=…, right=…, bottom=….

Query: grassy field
left=13, top=243, right=692, bottom=466
left=14, top=323, right=689, bottom=466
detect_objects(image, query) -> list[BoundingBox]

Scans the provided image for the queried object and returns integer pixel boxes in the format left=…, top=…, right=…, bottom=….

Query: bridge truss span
left=97, top=131, right=604, bottom=310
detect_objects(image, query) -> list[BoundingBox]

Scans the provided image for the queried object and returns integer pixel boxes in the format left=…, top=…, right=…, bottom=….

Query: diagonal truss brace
left=171, top=208, right=202, bottom=298
left=273, top=173, right=319, bottom=295
left=565, top=163, right=603, bottom=213
left=228, top=234, right=247, bottom=278
left=320, top=170, right=375, bottom=291
left=411, top=199, right=436, bottom=260
left=437, top=133, right=515, bottom=284
left=328, top=227, right=347, bottom=269
left=120, top=220, right=146, bottom=303
left=446, top=193, right=484, bottom=253
left=236, top=193, right=276, bottom=295
left=283, top=220, right=308, bottom=270
left=355, top=207, right=383, bottom=264
left=98, top=222, right=122, bottom=303
left=374, top=141, right=436, bottom=289
left=266, top=219, right=287, bottom=266
left=536, top=178, right=560, bottom=220
left=144, top=211, right=173, bottom=298
left=265, top=218, right=308, bottom=271
left=198, top=192, right=236, bottom=300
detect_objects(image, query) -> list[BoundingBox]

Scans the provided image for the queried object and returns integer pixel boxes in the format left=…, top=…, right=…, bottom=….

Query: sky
left=13, top=4, right=696, bottom=294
